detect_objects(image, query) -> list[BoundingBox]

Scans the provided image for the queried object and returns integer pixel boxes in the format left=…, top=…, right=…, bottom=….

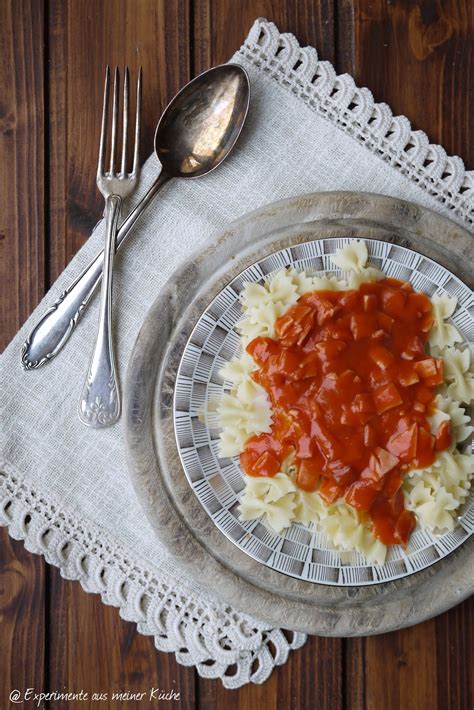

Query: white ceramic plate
left=174, top=237, right=473, bottom=586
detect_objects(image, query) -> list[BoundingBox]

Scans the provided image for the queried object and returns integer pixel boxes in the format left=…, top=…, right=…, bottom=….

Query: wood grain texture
left=47, top=0, right=191, bottom=279
left=339, top=0, right=473, bottom=165
left=47, top=571, right=196, bottom=709
left=193, top=0, right=336, bottom=72
left=0, top=0, right=46, bottom=343
left=0, top=534, right=45, bottom=709
left=0, top=3, right=46, bottom=708
left=0, top=1, right=473, bottom=708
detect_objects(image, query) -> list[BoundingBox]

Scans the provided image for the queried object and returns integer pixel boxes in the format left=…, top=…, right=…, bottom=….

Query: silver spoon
left=21, top=64, right=250, bottom=370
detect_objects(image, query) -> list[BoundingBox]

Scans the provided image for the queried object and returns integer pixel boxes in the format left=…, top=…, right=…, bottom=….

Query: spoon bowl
left=154, top=64, right=250, bottom=178
left=21, top=63, right=250, bottom=370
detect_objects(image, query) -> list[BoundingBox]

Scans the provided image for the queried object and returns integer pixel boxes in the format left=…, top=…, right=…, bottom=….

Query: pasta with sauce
left=216, top=241, right=473, bottom=564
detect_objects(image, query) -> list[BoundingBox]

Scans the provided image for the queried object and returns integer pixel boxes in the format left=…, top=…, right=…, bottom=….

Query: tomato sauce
left=240, top=278, right=451, bottom=546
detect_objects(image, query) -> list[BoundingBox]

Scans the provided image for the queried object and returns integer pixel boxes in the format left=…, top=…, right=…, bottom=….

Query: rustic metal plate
left=124, top=192, right=474, bottom=635
left=173, top=237, right=473, bottom=586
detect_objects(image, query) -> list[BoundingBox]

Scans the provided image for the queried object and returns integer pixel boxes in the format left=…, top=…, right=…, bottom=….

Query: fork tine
left=97, top=66, right=110, bottom=178
left=120, top=66, right=130, bottom=176
left=132, top=66, right=142, bottom=175
left=109, top=67, right=120, bottom=175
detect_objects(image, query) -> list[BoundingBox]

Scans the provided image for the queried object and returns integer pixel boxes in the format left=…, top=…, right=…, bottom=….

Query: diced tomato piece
left=371, top=329, right=386, bottom=341
left=350, top=312, right=377, bottom=340
left=394, top=510, right=416, bottom=546
left=369, top=344, right=395, bottom=370
left=369, top=447, right=399, bottom=479
left=302, top=292, right=341, bottom=325
left=290, top=352, right=320, bottom=380
left=422, top=358, right=444, bottom=387
left=435, top=420, right=452, bottom=451
left=377, top=311, right=395, bottom=333
left=328, top=460, right=356, bottom=485
left=314, top=340, right=347, bottom=365
left=338, top=369, right=358, bottom=386
left=381, top=287, right=407, bottom=318
left=276, top=348, right=302, bottom=376
left=401, top=336, right=424, bottom=360
left=341, top=404, right=358, bottom=427
left=296, top=435, right=315, bottom=459
left=415, top=384, right=434, bottom=405
left=363, top=294, right=378, bottom=312
left=314, top=297, right=340, bottom=326
left=297, top=321, right=314, bottom=347
left=382, top=470, right=403, bottom=497
left=369, top=368, right=392, bottom=388
left=252, top=450, right=281, bottom=477
left=363, top=424, right=378, bottom=449
left=275, top=305, right=314, bottom=347
left=408, top=292, right=432, bottom=314
left=345, top=480, right=378, bottom=511
left=387, top=424, right=418, bottom=462
left=310, top=419, right=342, bottom=459
left=337, top=290, right=359, bottom=310
left=373, top=383, right=403, bottom=414
left=371, top=491, right=406, bottom=544
left=371, top=516, right=396, bottom=544
left=246, top=336, right=279, bottom=364
left=352, top=393, right=375, bottom=414
left=318, top=478, right=344, bottom=503
left=415, top=358, right=440, bottom=380
left=397, top=363, right=420, bottom=387
left=240, top=434, right=284, bottom=476
left=296, top=459, right=322, bottom=492
left=360, top=465, right=384, bottom=490
left=413, top=427, right=435, bottom=468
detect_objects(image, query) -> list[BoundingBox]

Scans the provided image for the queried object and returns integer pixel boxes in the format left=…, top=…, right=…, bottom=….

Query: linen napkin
left=1, top=18, right=473, bottom=689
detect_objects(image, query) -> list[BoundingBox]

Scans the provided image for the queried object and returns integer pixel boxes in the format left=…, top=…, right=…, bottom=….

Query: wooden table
left=1, top=1, right=472, bottom=708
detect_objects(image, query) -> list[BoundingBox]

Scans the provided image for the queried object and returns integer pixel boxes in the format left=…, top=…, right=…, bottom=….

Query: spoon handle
left=20, top=171, right=170, bottom=370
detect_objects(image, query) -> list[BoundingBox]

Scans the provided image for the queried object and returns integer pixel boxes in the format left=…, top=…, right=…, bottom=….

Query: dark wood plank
left=48, top=571, right=195, bottom=709
left=0, top=535, right=45, bottom=710
left=338, top=0, right=473, bottom=165
left=0, top=2, right=46, bottom=707
left=46, top=1, right=196, bottom=704
left=0, top=0, right=46, bottom=345
left=364, top=622, right=438, bottom=710
left=434, top=597, right=474, bottom=710
left=48, top=0, right=191, bottom=280
left=338, top=2, right=474, bottom=709
left=343, top=637, right=365, bottom=710
left=197, top=635, right=342, bottom=710
left=193, top=0, right=336, bottom=75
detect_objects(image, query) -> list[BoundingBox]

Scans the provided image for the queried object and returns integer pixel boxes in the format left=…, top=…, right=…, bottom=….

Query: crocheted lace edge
left=0, top=463, right=306, bottom=689
left=238, top=19, right=473, bottom=228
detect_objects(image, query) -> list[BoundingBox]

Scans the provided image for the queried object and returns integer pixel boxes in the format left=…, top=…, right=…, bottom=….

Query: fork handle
left=20, top=171, right=170, bottom=370
left=78, top=195, right=121, bottom=428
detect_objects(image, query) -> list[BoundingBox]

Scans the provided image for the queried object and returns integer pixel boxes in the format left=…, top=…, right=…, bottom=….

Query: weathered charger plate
left=124, top=192, right=474, bottom=636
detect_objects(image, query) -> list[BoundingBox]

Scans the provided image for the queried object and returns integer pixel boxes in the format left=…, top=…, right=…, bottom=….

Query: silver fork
left=78, top=66, right=141, bottom=428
